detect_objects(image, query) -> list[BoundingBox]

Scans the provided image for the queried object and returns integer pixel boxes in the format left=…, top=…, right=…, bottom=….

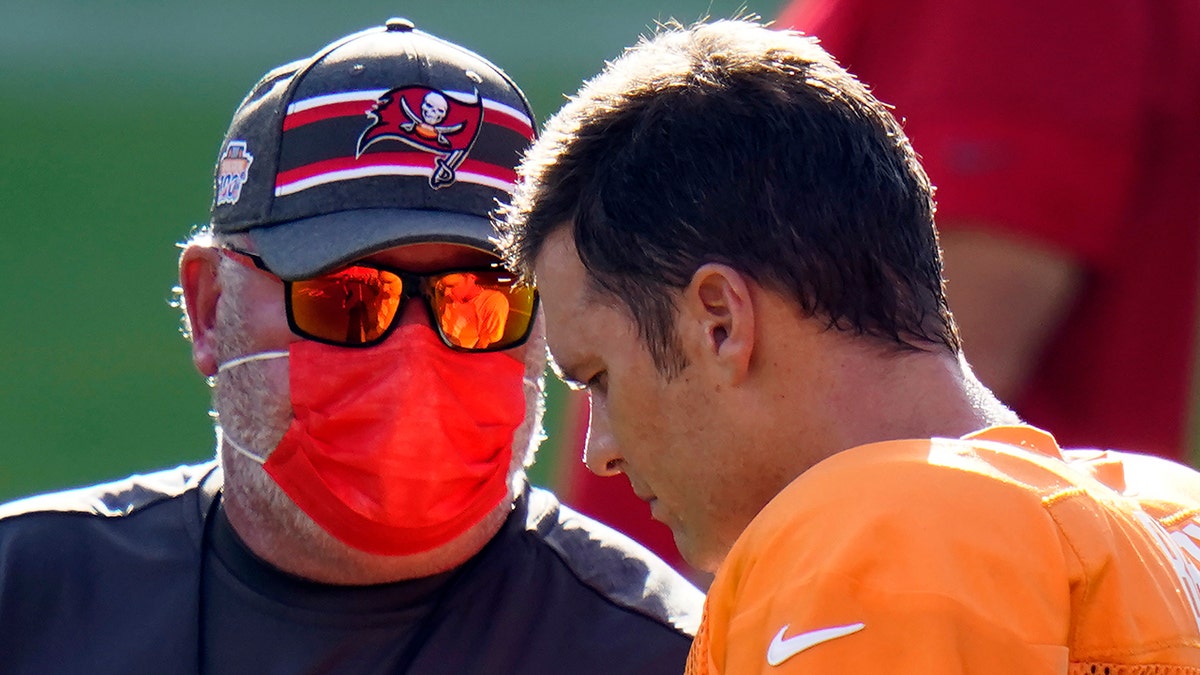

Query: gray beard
left=209, top=279, right=327, bottom=547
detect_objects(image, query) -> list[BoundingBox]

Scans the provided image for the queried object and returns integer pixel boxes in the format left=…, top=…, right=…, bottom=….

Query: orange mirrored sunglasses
left=222, top=247, right=537, bottom=351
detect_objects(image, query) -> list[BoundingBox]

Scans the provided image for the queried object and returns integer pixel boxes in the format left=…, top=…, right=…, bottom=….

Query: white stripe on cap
left=482, top=99, right=534, bottom=131
left=275, top=165, right=516, bottom=196
left=286, top=90, right=388, bottom=115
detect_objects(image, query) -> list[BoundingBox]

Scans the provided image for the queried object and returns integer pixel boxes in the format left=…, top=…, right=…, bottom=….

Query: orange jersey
left=687, top=426, right=1200, bottom=674
left=439, top=288, right=510, bottom=349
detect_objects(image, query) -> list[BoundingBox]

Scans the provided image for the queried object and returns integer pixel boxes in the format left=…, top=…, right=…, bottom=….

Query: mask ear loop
left=216, top=350, right=289, bottom=373
left=218, top=428, right=268, bottom=465
left=213, top=350, right=290, bottom=463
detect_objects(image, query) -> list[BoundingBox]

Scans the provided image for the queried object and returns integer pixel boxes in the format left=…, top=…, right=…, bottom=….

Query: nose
left=583, top=393, right=623, bottom=477
left=398, top=292, right=434, bottom=328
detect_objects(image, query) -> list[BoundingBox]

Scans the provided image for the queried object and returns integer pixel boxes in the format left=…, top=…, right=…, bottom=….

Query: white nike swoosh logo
left=766, top=622, right=866, bottom=666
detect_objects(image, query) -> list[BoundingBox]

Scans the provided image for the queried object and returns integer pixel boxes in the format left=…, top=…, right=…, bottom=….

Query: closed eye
left=549, top=358, right=588, bottom=391
left=561, top=377, right=588, bottom=392
left=587, top=371, right=608, bottom=394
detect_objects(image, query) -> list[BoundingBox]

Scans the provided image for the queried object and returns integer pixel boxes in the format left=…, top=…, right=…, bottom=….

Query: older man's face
left=212, top=243, right=506, bottom=442
left=209, top=242, right=542, bottom=538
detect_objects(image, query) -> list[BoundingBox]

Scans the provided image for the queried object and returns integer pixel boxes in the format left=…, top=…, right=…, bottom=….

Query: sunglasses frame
left=221, top=246, right=538, bottom=352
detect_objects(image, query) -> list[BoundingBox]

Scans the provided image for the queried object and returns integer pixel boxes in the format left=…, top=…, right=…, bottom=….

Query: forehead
left=533, top=229, right=619, bottom=369
left=533, top=229, right=592, bottom=316
left=364, top=242, right=499, bottom=272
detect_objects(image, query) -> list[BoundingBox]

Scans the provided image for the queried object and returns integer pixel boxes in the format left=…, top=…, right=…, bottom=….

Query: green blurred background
left=0, top=0, right=787, bottom=502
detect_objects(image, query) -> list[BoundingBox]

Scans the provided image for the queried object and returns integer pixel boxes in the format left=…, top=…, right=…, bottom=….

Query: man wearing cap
left=0, top=20, right=700, bottom=673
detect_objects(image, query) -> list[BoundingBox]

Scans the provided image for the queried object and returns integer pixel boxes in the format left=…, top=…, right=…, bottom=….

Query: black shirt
left=0, top=463, right=701, bottom=674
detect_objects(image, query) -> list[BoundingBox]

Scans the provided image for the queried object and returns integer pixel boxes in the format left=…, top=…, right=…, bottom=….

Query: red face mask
left=220, top=323, right=526, bottom=556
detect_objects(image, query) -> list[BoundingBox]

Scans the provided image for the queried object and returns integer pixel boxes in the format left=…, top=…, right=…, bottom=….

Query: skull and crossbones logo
left=399, top=91, right=466, bottom=147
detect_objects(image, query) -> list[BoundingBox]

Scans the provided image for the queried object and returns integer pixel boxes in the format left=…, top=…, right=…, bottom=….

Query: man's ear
left=679, top=263, right=755, bottom=384
left=179, top=246, right=222, bottom=377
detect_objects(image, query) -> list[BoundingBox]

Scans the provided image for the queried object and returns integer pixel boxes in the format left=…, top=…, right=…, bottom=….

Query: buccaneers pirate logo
left=356, top=86, right=484, bottom=189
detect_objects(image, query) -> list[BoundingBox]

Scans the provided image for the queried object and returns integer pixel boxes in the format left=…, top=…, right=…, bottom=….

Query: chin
left=222, top=445, right=319, bottom=538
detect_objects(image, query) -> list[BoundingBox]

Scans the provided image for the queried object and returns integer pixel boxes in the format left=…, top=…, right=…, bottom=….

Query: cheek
left=261, top=357, right=292, bottom=397
left=212, top=295, right=294, bottom=411
left=644, top=385, right=720, bottom=486
left=600, top=384, right=660, bottom=453
left=605, top=386, right=692, bottom=479
left=243, top=276, right=293, bottom=347
left=651, top=378, right=704, bottom=437
left=254, top=301, right=296, bottom=349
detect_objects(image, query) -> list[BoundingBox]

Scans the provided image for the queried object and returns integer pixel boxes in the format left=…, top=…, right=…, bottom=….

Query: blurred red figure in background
left=778, top=0, right=1200, bottom=461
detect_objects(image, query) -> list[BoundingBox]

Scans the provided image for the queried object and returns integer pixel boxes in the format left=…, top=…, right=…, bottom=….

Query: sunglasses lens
left=289, top=267, right=404, bottom=345
left=429, top=270, right=536, bottom=350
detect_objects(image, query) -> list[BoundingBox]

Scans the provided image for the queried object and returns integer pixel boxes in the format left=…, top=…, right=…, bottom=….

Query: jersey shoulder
left=0, top=461, right=218, bottom=522
left=523, top=485, right=704, bottom=637
left=726, top=431, right=1089, bottom=590
left=753, top=433, right=1075, bottom=536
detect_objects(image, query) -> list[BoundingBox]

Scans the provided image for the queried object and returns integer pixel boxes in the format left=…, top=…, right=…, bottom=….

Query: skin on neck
left=684, top=274, right=1019, bottom=569
left=738, top=285, right=1016, bottom=481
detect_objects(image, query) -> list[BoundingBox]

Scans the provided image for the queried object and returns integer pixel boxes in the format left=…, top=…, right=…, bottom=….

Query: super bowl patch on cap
left=216, top=141, right=254, bottom=206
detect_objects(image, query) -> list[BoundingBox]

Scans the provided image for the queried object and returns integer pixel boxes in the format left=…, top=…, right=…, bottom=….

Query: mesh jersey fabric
left=686, top=426, right=1200, bottom=673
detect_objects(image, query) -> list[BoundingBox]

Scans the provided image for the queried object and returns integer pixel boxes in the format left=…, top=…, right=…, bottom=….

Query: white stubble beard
left=208, top=272, right=327, bottom=548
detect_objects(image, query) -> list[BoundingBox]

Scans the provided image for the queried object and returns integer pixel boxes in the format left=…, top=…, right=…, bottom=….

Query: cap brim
left=247, top=207, right=499, bottom=280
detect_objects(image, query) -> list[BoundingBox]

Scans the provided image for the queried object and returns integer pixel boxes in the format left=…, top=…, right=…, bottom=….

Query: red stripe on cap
left=484, top=107, right=536, bottom=140
left=283, top=100, right=376, bottom=131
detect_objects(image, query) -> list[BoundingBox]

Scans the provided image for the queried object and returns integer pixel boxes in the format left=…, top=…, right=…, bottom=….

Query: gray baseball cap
left=209, top=18, right=536, bottom=280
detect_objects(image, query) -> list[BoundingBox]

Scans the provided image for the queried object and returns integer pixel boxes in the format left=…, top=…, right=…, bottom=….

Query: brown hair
left=499, top=19, right=959, bottom=375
